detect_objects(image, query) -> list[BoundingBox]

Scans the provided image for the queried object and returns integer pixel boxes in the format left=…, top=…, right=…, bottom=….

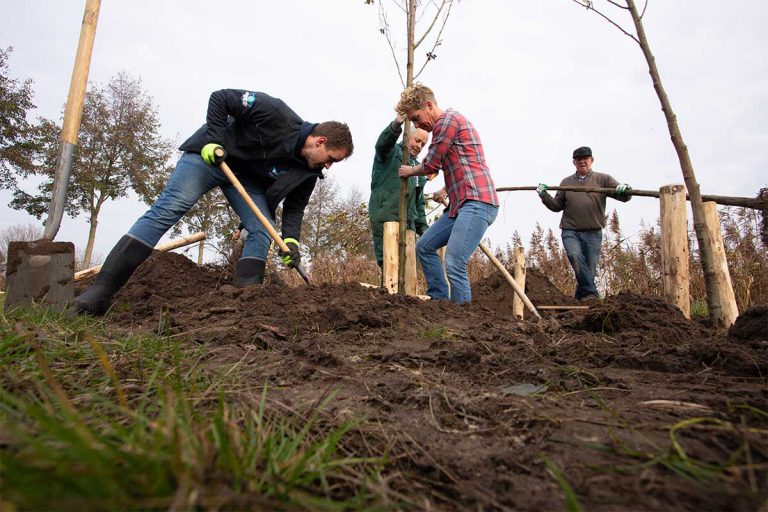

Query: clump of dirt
left=80, top=251, right=767, bottom=511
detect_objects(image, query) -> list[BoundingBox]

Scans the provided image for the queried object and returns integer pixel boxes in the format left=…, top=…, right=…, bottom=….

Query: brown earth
left=77, top=251, right=768, bottom=511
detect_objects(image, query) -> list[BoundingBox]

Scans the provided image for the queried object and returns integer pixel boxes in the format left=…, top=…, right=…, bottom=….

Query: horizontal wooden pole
left=536, top=305, right=591, bottom=310
left=74, top=232, right=206, bottom=281
left=493, top=186, right=765, bottom=210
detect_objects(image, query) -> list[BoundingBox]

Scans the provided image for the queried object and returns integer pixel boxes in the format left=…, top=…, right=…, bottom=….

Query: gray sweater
left=541, top=171, right=631, bottom=231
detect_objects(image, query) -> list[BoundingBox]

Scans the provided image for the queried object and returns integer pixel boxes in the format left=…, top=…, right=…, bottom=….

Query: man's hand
left=398, top=165, right=415, bottom=178
left=432, top=188, right=447, bottom=204
left=279, top=238, right=301, bottom=268
left=231, top=229, right=241, bottom=241
left=395, top=113, right=406, bottom=125
left=201, top=143, right=227, bottom=165
left=615, top=183, right=632, bottom=195
left=536, top=183, right=549, bottom=196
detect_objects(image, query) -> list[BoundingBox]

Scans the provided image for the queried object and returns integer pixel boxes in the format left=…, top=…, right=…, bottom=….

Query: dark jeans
left=128, top=153, right=273, bottom=261
left=561, top=229, right=602, bottom=300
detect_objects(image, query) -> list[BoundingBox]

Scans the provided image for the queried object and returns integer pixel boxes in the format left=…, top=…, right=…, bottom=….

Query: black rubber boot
left=74, top=235, right=153, bottom=315
left=234, top=258, right=266, bottom=288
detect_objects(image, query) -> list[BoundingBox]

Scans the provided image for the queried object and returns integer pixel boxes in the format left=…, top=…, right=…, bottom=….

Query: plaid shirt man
left=421, top=109, right=498, bottom=217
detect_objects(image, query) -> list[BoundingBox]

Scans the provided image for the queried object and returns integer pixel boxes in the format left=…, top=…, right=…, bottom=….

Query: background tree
left=7, top=72, right=175, bottom=267
left=0, top=47, right=40, bottom=192
left=368, top=0, right=457, bottom=293
left=0, top=223, right=43, bottom=289
left=569, top=0, right=727, bottom=325
left=168, top=189, right=238, bottom=265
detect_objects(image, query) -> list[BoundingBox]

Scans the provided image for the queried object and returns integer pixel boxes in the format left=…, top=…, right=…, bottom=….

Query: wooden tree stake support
left=702, top=201, right=739, bottom=327
left=659, top=184, right=690, bottom=318
left=383, top=221, right=418, bottom=295
left=511, top=247, right=526, bottom=319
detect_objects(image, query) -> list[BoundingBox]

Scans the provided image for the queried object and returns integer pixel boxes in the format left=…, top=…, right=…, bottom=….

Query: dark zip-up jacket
left=179, top=89, right=321, bottom=241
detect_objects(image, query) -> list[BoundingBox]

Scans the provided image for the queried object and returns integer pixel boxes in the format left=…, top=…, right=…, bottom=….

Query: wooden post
left=405, top=230, right=418, bottom=296
left=383, top=221, right=399, bottom=294
left=659, top=184, right=690, bottom=318
left=702, top=202, right=739, bottom=327
left=438, top=246, right=449, bottom=295
left=197, top=239, right=204, bottom=266
left=512, top=247, right=526, bottom=319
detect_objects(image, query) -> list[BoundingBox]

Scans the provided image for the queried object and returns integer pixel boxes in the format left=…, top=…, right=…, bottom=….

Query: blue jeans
left=128, top=153, right=273, bottom=260
left=416, top=200, right=498, bottom=304
left=561, top=229, right=602, bottom=300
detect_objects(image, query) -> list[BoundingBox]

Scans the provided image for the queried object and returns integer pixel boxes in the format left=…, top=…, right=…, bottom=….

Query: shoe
left=579, top=294, right=601, bottom=303
left=75, top=235, right=153, bottom=315
left=234, top=258, right=266, bottom=288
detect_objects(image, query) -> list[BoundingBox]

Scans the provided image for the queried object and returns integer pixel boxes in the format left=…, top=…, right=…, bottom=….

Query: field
left=2, top=250, right=766, bottom=510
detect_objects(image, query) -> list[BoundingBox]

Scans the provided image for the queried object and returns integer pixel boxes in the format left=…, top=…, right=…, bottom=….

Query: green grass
left=0, top=303, right=386, bottom=511
left=690, top=300, right=709, bottom=318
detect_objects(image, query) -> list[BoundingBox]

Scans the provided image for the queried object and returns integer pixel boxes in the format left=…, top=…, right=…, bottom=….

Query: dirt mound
left=79, top=252, right=767, bottom=511
left=729, top=304, right=768, bottom=343
left=471, top=267, right=577, bottom=316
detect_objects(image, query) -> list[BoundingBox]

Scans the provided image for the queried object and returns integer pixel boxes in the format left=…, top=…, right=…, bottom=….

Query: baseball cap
left=572, top=146, right=592, bottom=158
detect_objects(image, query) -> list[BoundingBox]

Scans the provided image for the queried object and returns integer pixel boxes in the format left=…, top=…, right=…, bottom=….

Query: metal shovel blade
left=4, top=241, right=75, bottom=313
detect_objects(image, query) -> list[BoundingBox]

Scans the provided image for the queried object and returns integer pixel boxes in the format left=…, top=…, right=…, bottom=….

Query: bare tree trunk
left=398, top=0, right=416, bottom=294
left=197, top=239, right=204, bottom=265
left=83, top=208, right=100, bottom=268
left=625, top=0, right=722, bottom=324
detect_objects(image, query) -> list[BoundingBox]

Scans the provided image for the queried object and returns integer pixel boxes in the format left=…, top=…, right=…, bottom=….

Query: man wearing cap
left=536, top=146, right=632, bottom=301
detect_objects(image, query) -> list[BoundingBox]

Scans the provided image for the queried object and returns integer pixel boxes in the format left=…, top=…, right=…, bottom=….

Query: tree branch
left=567, top=0, right=640, bottom=45
left=379, top=2, right=406, bottom=87
left=414, top=0, right=447, bottom=49
left=414, top=1, right=454, bottom=79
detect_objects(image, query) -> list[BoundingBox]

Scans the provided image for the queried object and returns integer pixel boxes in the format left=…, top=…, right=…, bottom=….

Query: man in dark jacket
left=536, top=146, right=631, bottom=301
left=368, top=113, right=430, bottom=273
left=75, top=89, right=353, bottom=315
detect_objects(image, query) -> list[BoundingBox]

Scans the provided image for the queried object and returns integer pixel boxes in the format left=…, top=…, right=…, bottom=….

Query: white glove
left=536, top=183, right=549, bottom=196
left=615, top=183, right=632, bottom=195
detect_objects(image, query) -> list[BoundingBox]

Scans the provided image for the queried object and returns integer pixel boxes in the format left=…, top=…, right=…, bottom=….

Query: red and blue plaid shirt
left=421, top=109, right=498, bottom=217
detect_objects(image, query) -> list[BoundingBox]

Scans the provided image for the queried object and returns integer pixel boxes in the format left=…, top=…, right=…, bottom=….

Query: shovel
left=4, top=0, right=101, bottom=313
left=216, top=151, right=311, bottom=284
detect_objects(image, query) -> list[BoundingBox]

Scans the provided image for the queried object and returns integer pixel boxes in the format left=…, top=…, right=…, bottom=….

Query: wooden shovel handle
left=217, top=155, right=310, bottom=284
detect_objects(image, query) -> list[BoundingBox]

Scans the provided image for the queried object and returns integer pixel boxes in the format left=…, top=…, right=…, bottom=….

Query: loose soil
left=77, top=251, right=768, bottom=510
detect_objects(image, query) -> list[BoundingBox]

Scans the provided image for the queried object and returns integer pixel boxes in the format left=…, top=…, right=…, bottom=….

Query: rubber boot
left=74, top=235, right=153, bottom=315
left=234, top=257, right=266, bottom=288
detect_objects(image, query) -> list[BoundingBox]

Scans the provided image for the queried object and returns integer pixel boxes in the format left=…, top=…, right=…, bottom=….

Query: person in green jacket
left=368, top=113, right=431, bottom=274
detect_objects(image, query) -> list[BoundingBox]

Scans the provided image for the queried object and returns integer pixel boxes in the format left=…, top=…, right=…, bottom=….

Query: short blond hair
left=396, top=83, right=436, bottom=115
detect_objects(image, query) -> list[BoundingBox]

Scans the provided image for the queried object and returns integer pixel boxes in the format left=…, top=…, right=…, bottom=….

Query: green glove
left=536, top=183, right=549, bottom=196
left=279, top=238, right=301, bottom=268
left=615, top=183, right=632, bottom=195
left=201, top=143, right=226, bottom=165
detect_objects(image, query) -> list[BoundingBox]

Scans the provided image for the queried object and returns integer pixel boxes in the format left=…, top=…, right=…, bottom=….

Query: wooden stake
left=383, top=221, right=399, bottom=294
left=512, top=247, right=526, bottom=319
left=405, top=230, right=418, bottom=296
left=659, top=184, right=690, bottom=318
left=75, top=232, right=206, bottom=281
left=702, top=202, right=739, bottom=327
left=436, top=245, right=451, bottom=297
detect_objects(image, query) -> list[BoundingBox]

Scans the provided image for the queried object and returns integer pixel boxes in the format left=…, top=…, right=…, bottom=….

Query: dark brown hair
left=312, top=121, right=354, bottom=157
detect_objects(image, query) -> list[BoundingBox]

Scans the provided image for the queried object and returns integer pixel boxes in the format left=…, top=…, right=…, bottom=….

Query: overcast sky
left=2, top=0, right=766, bottom=263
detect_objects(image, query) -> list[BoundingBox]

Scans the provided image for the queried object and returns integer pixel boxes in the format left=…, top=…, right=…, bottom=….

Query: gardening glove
left=615, top=183, right=632, bottom=195
left=279, top=238, right=301, bottom=268
left=201, top=143, right=227, bottom=165
left=536, top=183, right=549, bottom=196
